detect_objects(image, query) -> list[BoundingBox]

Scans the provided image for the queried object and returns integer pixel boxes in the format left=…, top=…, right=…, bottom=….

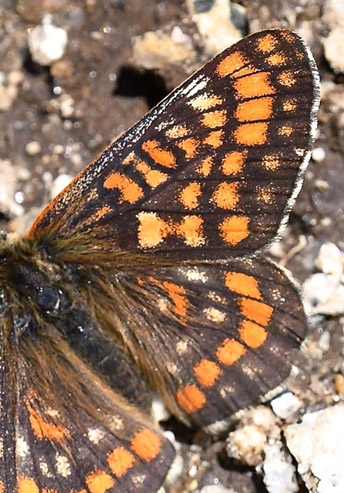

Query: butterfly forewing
left=28, top=30, right=319, bottom=260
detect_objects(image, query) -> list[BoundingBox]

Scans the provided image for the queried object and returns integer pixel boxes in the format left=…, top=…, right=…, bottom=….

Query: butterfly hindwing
left=108, top=257, right=306, bottom=426
left=28, top=30, right=319, bottom=260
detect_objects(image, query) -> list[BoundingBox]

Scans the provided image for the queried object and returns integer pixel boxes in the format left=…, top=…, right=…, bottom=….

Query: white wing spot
left=56, top=454, right=71, bottom=477
left=112, top=416, right=124, bottom=430
left=88, top=428, right=105, bottom=444
left=207, top=291, right=227, bottom=304
left=16, top=437, right=29, bottom=458
left=176, top=340, right=188, bottom=355
left=295, top=147, right=305, bottom=157
left=181, top=267, right=208, bottom=282
left=40, top=460, right=52, bottom=477
left=220, top=385, right=235, bottom=397
left=157, top=297, right=169, bottom=312
left=203, top=306, right=226, bottom=323
left=132, top=474, right=146, bottom=485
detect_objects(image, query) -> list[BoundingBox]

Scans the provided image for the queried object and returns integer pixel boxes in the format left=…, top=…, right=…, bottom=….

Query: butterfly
left=0, top=29, right=320, bottom=492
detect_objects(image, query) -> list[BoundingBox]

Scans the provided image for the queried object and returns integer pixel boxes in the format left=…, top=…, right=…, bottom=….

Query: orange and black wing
left=109, top=257, right=306, bottom=426
left=27, top=30, right=320, bottom=260
left=0, top=304, right=174, bottom=492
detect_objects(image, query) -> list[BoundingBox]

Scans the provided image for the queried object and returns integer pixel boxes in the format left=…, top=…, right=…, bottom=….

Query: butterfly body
left=0, top=29, right=319, bottom=492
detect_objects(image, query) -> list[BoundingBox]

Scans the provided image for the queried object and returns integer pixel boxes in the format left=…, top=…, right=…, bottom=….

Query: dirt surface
left=1, top=1, right=344, bottom=492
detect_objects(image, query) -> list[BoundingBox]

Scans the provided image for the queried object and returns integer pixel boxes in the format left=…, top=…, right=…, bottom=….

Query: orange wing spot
left=203, top=130, right=224, bottom=148
left=277, top=70, right=296, bottom=87
left=177, top=215, right=205, bottom=247
left=219, top=215, right=249, bottom=245
left=108, top=447, right=135, bottom=477
left=216, top=51, right=249, bottom=77
left=176, top=385, right=206, bottom=413
left=135, top=161, right=168, bottom=188
left=18, top=477, right=39, bottom=493
left=162, top=281, right=187, bottom=320
left=283, top=99, right=297, bottom=112
left=104, top=172, right=144, bottom=204
left=240, top=297, right=273, bottom=327
left=263, top=154, right=280, bottom=170
left=278, top=125, right=293, bottom=136
left=235, top=96, right=273, bottom=122
left=166, top=124, right=189, bottom=139
left=177, top=138, right=200, bottom=158
left=144, top=169, right=168, bottom=188
left=281, top=31, right=296, bottom=43
left=266, top=52, right=287, bottom=66
left=142, top=139, right=177, bottom=168
left=216, top=338, right=246, bottom=365
left=234, top=72, right=275, bottom=99
left=137, top=212, right=169, bottom=248
left=239, top=320, right=268, bottom=348
left=179, top=182, right=202, bottom=210
left=131, top=429, right=162, bottom=461
left=89, top=205, right=113, bottom=222
left=197, top=156, right=213, bottom=176
left=0, top=481, right=3, bottom=493
left=24, top=394, right=68, bottom=441
left=212, top=182, right=240, bottom=210
left=222, top=151, right=247, bottom=175
left=257, top=33, right=278, bottom=53
left=189, top=94, right=223, bottom=110
left=201, top=110, right=227, bottom=129
left=86, top=471, right=114, bottom=493
left=123, top=151, right=135, bottom=165
left=225, top=272, right=261, bottom=299
left=136, top=277, right=145, bottom=286
left=234, top=122, right=268, bottom=146
left=194, top=359, right=222, bottom=387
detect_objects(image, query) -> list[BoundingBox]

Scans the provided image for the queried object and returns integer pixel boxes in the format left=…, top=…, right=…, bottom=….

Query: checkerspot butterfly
left=0, top=29, right=319, bottom=492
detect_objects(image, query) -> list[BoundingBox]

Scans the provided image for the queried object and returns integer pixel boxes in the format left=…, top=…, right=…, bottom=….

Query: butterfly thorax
left=0, top=235, right=151, bottom=413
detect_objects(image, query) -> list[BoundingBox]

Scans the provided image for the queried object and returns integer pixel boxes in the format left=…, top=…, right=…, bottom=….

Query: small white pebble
left=25, top=140, right=41, bottom=156
left=317, top=331, right=331, bottom=353
left=53, top=144, right=65, bottom=155
left=270, top=392, right=301, bottom=420
left=303, top=273, right=344, bottom=316
left=285, top=404, right=344, bottom=492
left=315, top=242, right=343, bottom=277
left=263, top=444, right=298, bottom=493
left=323, top=27, right=344, bottom=73
left=312, top=147, right=326, bottom=163
left=28, top=15, right=68, bottom=66
left=14, top=191, right=25, bottom=204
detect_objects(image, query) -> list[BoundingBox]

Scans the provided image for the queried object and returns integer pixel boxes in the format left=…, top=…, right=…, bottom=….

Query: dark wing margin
left=27, top=29, right=320, bottom=260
